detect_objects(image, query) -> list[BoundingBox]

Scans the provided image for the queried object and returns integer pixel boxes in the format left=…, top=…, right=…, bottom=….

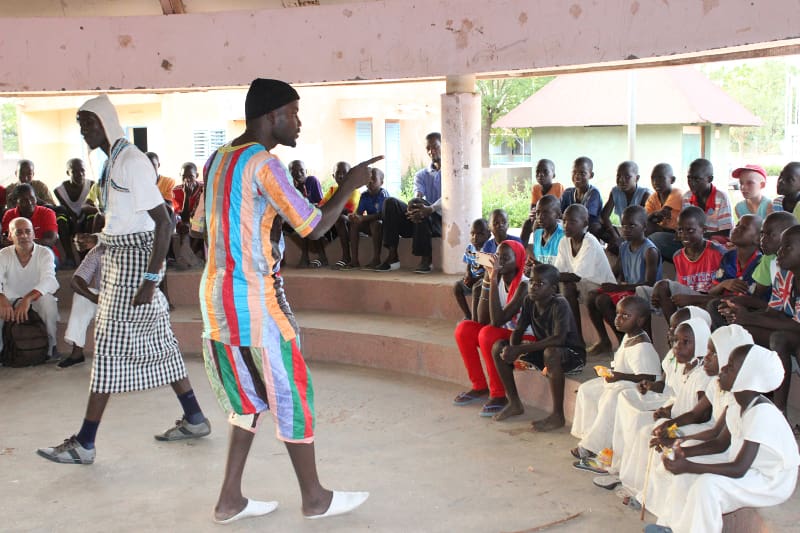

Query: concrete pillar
left=440, top=74, right=481, bottom=274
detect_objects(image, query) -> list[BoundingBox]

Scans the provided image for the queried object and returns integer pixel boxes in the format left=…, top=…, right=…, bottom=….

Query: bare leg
left=586, top=290, right=613, bottom=355
left=598, top=293, right=624, bottom=343
left=491, top=340, right=523, bottom=421
left=369, top=221, right=383, bottom=267
left=520, top=217, right=534, bottom=249
left=285, top=442, right=334, bottom=516
left=348, top=222, right=361, bottom=267
left=653, top=280, right=676, bottom=326
left=214, top=425, right=256, bottom=521
left=335, top=216, right=350, bottom=264
left=84, top=391, right=111, bottom=422
left=561, top=282, right=582, bottom=336
left=532, top=348, right=566, bottom=431
left=454, top=282, right=471, bottom=320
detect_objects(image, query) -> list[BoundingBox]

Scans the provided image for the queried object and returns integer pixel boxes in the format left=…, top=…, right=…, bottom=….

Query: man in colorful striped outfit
left=201, top=78, right=380, bottom=524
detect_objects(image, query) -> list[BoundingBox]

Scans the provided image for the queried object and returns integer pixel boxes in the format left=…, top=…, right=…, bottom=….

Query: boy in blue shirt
left=343, top=168, right=390, bottom=270
left=482, top=209, right=522, bottom=254
left=454, top=218, right=490, bottom=320
left=530, top=194, right=564, bottom=266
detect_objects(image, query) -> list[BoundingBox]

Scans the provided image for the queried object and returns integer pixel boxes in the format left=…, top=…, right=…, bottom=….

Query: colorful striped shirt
left=200, top=143, right=322, bottom=347
left=682, top=186, right=733, bottom=233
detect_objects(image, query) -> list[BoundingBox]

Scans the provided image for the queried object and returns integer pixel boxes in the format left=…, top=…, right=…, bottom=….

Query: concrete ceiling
left=0, top=0, right=377, bottom=17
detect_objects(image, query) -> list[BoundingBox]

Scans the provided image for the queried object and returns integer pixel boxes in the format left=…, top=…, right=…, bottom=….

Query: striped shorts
left=203, top=337, right=315, bottom=443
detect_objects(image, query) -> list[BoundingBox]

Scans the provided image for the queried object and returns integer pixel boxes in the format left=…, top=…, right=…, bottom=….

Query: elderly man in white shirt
left=0, top=217, right=59, bottom=356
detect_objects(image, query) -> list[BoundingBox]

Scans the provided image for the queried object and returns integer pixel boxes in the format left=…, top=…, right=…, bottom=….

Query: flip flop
left=572, top=458, right=608, bottom=474
left=479, top=401, right=507, bottom=417
left=453, top=390, right=488, bottom=406
left=213, top=499, right=279, bottom=524
left=593, top=474, right=621, bottom=490
left=570, top=446, right=594, bottom=460
left=305, top=491, right=369, bottom=520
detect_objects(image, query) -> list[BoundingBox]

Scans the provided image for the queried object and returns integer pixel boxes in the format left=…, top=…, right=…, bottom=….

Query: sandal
left=453, top=390, right=488, bottom=406
left=572, top=458, right=608, bottom=474
left=593, top=475, right=621, bottom=490
left=570, top=446, right=595, bottom=459
left=479, top=398, right=508, bottom=417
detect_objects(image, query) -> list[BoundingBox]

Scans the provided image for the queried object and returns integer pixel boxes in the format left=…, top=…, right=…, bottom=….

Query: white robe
left=613, top=362, right=711, bottom=493
left=571, top=337, right=661, bottom=454
left=654, top=401, right=799, bottom=533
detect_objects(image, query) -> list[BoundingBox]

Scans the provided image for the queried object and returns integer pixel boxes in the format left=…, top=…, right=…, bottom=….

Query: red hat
left=732, top=164, right=767, bottom=181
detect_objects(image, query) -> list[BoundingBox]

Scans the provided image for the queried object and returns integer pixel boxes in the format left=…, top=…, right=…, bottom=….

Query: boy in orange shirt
left=645, top=163, right=683, bottom=235
left=521, top=159, right=563, bottom=247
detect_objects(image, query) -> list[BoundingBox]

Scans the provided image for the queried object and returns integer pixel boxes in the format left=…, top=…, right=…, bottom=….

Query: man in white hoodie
left=37, top=95, right=210, bottom=465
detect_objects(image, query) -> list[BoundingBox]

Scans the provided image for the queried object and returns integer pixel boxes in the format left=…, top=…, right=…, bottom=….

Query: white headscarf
left=685, top=306, right=711, bottom=327
left=77, top=94, right=125, bottom=145
left=732, top=344, right=785, bottom=393
left=678, top=317, right=711, bottom=364
left=710, top=324, right=753, bottom=368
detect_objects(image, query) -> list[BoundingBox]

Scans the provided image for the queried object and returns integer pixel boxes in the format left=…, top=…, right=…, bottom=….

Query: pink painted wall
left=0, top=0, right=798, bottom=93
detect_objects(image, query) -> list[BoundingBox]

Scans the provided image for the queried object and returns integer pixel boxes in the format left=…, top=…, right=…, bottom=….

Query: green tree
left=1, top=102, right=18, bottom=153
left=478, top=77, right=552, bottom=167
left=704, top=60, right=796, bottom=154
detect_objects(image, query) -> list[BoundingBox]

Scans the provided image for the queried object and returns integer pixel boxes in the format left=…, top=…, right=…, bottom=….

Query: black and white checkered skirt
left=90, top=231, right=188, bottom=393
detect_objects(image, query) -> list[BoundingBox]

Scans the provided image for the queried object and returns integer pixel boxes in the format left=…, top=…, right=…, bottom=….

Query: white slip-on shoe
left=213, top=499, right=278, bottom=525
left=305, top=491, right=369, bottom=520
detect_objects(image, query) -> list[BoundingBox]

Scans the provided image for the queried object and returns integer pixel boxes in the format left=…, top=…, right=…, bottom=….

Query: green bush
left=764, top=165, right=783, bottom=177
left=481, top=176, right=531, bottom=228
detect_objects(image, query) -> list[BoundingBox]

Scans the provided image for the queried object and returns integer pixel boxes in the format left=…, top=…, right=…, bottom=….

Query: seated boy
left=560, top=156, right=603, bottom=240
left=58, top=234, right=104, bottom=368
left=773, top=161, right=800, bottom=215
left=490, top=263, right=586, bottom=431
left=639, top=206, right=726, bottom=324
left=553, top=203, right=616, bottom=337
left=319, top=161, right=360, bottom=269
left=453, top=218, right=490, bottom=320
left=481, top=209, right=522, bottom=253
left=645, top=163, right=683, bottom=236
left=733, top=164, right=772, bottom=218
left=529, top=195, right=564, bottom=266
left=599, top=161, right=651, bottom=253
left=665, top=214, right=762, bottom=326
left=520, top=159, right=562, bottom=247
left=343, top=167, right=390, bottom=270
left=286, top=159, right=327, bottom=267
left=586, top=206, right=661, bottom=356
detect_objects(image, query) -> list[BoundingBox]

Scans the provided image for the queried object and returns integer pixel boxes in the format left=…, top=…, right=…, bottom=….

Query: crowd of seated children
left=520, top=159, right=562, bottom=247
left=723, top=224, right=800, bottom=414
left=645, top=163, right=683, bottom=236
left=586, top=205, right=662, bottom=356
left=560, top=157, right=603, bottom=240
left=639, top=206, right=726, bottom=327
left=53, top=158, right=96, bottom=267
left=453, top=240, right=529, bottom=417
left=491, top=263, right=586, bottom=431
left=599, top=161, right=651, bottom=253
left=553, top=203, right=616, bottom=337
left=571, top=296, right=661, bottom=467
left=341, top=167, right=389, bottom=270
left=733, top=164, right=773, bottom=218
left=713, top=211, right=797, bottom=326
left=650, top=159, right=732, bottom=262
left=453, top=218, right=489, bottom=320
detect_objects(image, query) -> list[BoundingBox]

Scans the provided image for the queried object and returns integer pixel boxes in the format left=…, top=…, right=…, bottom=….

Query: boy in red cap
left=733, top=164, right=773, bottom=219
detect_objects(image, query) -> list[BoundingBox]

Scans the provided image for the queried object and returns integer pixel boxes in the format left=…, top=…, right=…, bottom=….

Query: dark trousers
left=381, top=197, right=442, bottom=257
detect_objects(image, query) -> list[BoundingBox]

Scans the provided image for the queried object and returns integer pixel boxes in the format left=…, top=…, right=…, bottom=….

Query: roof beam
left=159, top=0, right=185, bottom=15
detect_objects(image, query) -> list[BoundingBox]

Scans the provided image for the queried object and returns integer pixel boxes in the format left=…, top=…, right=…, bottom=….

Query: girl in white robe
left=644, top=325, right=753, bottom=519
left=571, top=296, right=662, bottom=458
left=612, top=318, right=711, bottom=493
left=645, top=344, right=800, bottom=533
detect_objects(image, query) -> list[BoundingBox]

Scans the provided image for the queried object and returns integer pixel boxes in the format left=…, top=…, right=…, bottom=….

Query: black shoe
left=374, top=261, right=400, bottom=272
left=414, top=263, right=432, bottom=274
left=57, top=355, right=86, bottom=369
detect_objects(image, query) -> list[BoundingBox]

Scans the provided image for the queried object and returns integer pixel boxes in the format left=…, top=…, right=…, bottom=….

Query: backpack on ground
left=1, top=303, right=49, bottom=367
